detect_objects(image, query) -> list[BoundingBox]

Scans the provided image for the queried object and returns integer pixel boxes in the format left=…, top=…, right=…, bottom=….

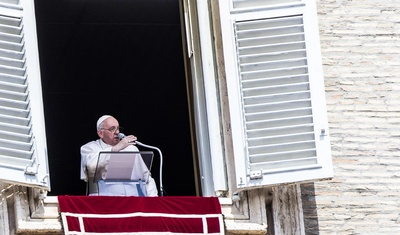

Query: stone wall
left=0, top=184, right=62, bottom=235
left=302, top=0, right=400, bottom=234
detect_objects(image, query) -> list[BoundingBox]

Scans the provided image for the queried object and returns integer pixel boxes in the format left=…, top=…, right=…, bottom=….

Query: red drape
left=58, top=196, right=223, bottom=234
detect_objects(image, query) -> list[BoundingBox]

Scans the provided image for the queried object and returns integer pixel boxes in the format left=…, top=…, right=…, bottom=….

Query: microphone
left=118, top=133, right=126, bottom=139
left=118, top=132, right=164, bottom=196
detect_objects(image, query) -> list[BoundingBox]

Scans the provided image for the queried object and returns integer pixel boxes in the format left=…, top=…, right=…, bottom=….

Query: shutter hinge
left=25, top=164, right=39, bottom=175
left=25, top=155, right=38, bottom=175
left=249, top=170, right=263, bottom=180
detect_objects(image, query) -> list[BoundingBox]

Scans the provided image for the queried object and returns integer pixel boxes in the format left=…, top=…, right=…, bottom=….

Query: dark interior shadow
left=301, top=183, right=320, bottom=235
left=34, top=0, right=196, bottom=196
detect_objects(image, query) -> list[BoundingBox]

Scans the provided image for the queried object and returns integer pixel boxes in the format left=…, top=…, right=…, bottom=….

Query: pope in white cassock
left=80, top=115, right=158, bottom=196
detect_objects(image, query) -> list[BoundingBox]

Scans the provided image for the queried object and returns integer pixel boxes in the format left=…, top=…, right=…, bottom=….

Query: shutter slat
left=0, top=122, right=30, bottom=135
left=245, top=99, right=312, bottom=113
left=0, top=56, right=25, bottom=68
left=250, top=158, right=318, bottom=172
left=241, top=57, right=307, bottom=73
left=243, top=74, right=308, bottom=87
left=0, top=0, right=23, bottom=11
left=0, top=146, right=33, bottom=159
left=247, top=124, right=314, bottom=138
left=244, top=91, right=310, bottom=106
left=246, top=106, right=312, bottom=122
left=0, top=105, right=29, bottom=117
left=250, top=149, right=316, bottom=163
left=0, top=97, right=28, bottom=109
left=0, top=23, right=22, bottom=35
left=0, top=48, right=24, bottom=60
left=0, top=15, right=21, bottom=27
left=249, top=132, right=315, bottom=146
left=238, top=26, right=304, bottom=41
left=0, top=64, right=25, bottom=76
left=240, top=50, right=307, bottom=64
left=0, top=88, right=27, bottom=100
left=0, top=41, right=24, bottom=52
left=239, top=42, right=305, bottom=56
left=249, top=140, right=316, bottom=156
left=0, top=31, right=22, bottom=43
left=243, top=82, right=309, bottom=96
left=233, top=0, right=302, bottom=10
left=237, top=16, right=303, bottom=31
left=238, top=33, right=305, bottom=48
left=0, top=137, right=32, bottom=151
left=0, top=73, right=26, bottom=84
left=0, top=114, right=30, bottom=126
left=0, top=80, right=26, bottom=92
left=247, top=115, right=313, bottom=130
left=0, top=155, right=33, bottom=169
left=242, top=67, right=308, bottom=80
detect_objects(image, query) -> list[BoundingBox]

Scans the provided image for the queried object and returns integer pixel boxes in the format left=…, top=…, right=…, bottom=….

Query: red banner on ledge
left=58, top=196, right=224, bottom=234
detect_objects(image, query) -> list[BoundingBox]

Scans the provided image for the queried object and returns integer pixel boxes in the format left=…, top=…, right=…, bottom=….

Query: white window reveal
left=219, top=0, right=333, bottom=190
left=0, top=0, right=50, bottom=190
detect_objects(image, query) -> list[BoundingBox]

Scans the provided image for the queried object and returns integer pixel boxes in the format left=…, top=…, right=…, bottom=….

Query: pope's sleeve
left=146, top=177, right=158, bottom=196
left=80, top=141, right=112, bottom=181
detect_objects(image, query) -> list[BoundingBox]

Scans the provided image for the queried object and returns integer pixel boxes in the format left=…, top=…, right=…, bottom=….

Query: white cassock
left=80, top=139, right=158, bottom=196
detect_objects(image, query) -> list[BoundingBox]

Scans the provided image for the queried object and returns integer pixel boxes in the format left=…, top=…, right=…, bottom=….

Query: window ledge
left=17, top=219, right=63, bottom=234
left=224, top=220, right=268, bottom=235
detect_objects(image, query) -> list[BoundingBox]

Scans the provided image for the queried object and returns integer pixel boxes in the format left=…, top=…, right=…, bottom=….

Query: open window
left=218, top=0, right=333, bottom=190
left=0, top=0, right=49, bottom=190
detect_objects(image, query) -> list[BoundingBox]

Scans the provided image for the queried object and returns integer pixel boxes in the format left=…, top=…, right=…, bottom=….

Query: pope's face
left=97, top=117, right=121, bottom=146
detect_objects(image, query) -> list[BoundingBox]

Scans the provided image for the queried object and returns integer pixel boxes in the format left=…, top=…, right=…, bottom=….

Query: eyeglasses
left=100, top=126, right=123, bottom=133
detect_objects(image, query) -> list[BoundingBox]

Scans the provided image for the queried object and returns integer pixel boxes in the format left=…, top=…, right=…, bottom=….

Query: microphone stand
left=136, top=141, right=164, bottom=196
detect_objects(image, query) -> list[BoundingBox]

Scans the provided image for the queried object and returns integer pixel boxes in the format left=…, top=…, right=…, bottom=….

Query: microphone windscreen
left=118, top=133, right=126, bottom=139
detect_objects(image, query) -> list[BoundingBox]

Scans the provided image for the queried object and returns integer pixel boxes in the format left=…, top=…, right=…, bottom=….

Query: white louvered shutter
left=0, top=0, right=50, bottom=190
left=219, top=0, right=333, bottom=189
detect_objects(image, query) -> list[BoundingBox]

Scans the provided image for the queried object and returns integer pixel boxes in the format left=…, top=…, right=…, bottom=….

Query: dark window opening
left=34, top=0, right=197, bottom=196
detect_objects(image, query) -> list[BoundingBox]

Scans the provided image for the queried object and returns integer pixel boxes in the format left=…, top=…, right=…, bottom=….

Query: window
left=0, top=0, right=49, bottom=190
left=218, top=0, right=333, bottom=189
